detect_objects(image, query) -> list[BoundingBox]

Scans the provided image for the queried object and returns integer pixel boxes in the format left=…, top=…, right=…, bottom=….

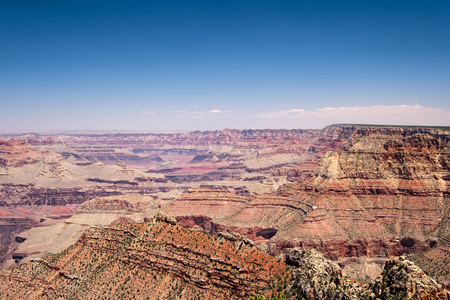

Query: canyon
left=0, top=214, right=448, bottom=299
left=1, top=124, right=449, bottom=297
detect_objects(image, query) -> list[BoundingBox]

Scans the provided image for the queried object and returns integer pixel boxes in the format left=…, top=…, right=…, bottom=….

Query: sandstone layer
left=0, top=214, right=290, bottom=299
left=1, top=218, right=448, bottom=300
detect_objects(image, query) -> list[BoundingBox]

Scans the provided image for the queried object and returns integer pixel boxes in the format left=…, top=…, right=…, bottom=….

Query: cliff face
left=163, top=188, right=313, bottom=243
left=278, top=132, right=449, bottom=241
left=0, top=214, right=290, bottom=299
left=273, top=129, right=450, bottom=283
left=319, top=124, right=450, bottom=146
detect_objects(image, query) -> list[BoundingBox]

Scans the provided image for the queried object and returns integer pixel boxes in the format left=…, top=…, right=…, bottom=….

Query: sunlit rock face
left=275, top=127, right=450, bottom=282
left=0, top=215, right=290, bottom=300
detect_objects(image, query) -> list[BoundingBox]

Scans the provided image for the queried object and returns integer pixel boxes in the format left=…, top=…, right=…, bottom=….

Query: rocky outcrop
left=369, top=256, right=450, bottom=300
left=285, top=248, right=450, bottom=300
left=0, top=216, right=290, bottom=299
left=285, top=248, right=364, bottom=299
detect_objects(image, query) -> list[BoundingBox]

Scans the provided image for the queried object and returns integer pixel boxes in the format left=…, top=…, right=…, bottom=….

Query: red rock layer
left=164, top=188, right=313, bottom=241
left=0, top=215, right=290, bottom=299
left=278, top=134, right=449, bottom=240
left=0, top=140, right=60, bottom=167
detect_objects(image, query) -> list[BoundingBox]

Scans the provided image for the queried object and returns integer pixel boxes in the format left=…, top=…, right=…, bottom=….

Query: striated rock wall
left=0, top=215, right=290, bottom=299
left=272, top=237, right=437, bottom=261
left=278, top=132, right=449, bottom=242
left=163, top=188, right=314, bottom=242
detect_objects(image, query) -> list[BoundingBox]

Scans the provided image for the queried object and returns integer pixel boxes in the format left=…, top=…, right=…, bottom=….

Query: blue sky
left=1, top=0, right=449, bottom=131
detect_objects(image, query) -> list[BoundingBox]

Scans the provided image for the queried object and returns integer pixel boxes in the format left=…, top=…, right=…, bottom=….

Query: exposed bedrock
left=278, top=133, right=449, bottom=240
left=0, top=215, right=290, bottom=299
left=175, top=215, right=278, bottom=241
left=270, top=237, right=438, bottom=261
left=285, top=248, right=450, bottom=300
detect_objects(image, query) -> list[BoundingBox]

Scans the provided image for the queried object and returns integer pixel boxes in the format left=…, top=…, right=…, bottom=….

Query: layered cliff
left=163, top=188, right=314, bottom=246
left=0, top=214, right=290, bottom=299
left=2, top=125, right=449, bottom=286
left=2, top=223, right=447, bottom=300
left=278, top=132, right=449, bottom=240
left=273, top=130, right=450, bottom=283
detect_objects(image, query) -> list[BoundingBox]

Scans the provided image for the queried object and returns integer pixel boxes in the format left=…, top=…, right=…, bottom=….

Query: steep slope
left=0, top=214, right=290, bottom=299
left=1, top=215, right=448, bottom=300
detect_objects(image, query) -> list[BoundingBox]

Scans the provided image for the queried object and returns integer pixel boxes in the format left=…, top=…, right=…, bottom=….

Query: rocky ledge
left=0, top=213, right=290, bottom=299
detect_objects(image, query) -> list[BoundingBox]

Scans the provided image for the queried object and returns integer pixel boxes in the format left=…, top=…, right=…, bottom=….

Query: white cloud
left=255, top=105, right=450, bottom=126
left=173, top=109, right=233, bottom=119
left=139, top=110, right=155, bottom=115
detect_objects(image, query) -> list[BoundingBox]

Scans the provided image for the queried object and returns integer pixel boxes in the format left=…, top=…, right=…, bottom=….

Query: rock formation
left=368, top=256, right=450, bottom=300
left=285, top=248, right=450, bottom=300
left=276, top=129, right=449, bottom=281
left=0, top=215, right=290, bottom=299
left=4, top=193, right=173, bottom=268
left=1, top=222, right=448, bottom=300
left=1, top=124, right=449, bottom=289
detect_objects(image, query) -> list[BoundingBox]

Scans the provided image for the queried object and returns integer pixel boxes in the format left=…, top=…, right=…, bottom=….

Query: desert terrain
left=0, top=124, right=449, bottom=298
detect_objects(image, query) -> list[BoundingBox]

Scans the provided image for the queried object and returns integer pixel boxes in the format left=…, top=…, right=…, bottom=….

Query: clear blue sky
left=1, top=0, right=449, bottom=131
